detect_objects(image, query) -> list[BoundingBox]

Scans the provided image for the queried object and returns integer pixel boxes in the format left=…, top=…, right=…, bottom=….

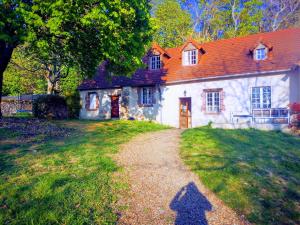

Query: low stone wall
left=1, top=100, right=32, bottom=116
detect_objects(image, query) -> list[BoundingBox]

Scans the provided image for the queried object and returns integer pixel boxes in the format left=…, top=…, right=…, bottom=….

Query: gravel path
left=115, top=129, right=249, bottom=225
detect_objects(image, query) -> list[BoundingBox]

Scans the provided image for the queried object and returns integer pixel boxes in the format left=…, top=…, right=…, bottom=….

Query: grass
left=8, top=112, right=33, bottom=118
left=0, top=120, right=167, bottom=224
left=180, top=126, right=300, bottom=225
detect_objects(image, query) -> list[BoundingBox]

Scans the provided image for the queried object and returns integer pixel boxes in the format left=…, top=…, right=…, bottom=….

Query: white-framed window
left=183, top=49, right=197, bottom=65
left=140, top=87, right=154, bottom=105
left=206, top=91, right=220, bottom=112
left=251, top=86, right=271, bottom=109
left=150, top=55, right=161, bottom=70
left=255, top=48, right=267, bottom=60
left=89, top=93, right=98, bottom=110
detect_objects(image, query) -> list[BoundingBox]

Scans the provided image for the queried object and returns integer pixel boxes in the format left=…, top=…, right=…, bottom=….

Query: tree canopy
left=0, top=0, right=154, bottom=116
left=153, top=0, right=193, bottom=48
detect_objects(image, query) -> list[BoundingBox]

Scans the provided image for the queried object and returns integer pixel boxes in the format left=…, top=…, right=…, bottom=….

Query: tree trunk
left=47, top=78, right=55, bottom=94
left=0, top=41, right=15, bottom=118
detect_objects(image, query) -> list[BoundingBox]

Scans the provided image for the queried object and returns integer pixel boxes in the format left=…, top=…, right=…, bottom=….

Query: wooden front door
left=179, top=97, right=191, bottom=128
left=111, top=96, right=119, bottom=118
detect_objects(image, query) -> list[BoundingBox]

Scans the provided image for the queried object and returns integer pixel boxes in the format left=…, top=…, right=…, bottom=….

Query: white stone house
left=78, top=28, right=300, bottom=129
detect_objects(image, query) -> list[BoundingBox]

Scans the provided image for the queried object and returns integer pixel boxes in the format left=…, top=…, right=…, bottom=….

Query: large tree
left=0, top=0, right=153, bottom=117
left=263, top=0, right=300, bottom=31
left=153, top=0, right=193, bottom=48
left=214, top=0, right=264, bottom=38
left=182, top=0, right=264, bottom=41
left=3, top=46, right=47, bottom=96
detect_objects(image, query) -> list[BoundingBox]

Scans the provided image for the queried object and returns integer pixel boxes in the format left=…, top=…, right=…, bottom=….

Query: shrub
left=33, top=95, right=68, bottom=119
left=65, top=91, right=81, bottom=119
left=289, top=102, right=300, bottom=129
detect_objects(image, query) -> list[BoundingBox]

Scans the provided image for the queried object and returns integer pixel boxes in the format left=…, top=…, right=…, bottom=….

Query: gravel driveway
left=115, top=129, right=249, bottom=225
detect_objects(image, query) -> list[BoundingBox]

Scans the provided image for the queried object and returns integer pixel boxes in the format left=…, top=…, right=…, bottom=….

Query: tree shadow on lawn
left=0, top=121, right=119, bottom=224
left=0, top=120, right=167, bottom=224
left=181, top=127, right=300, bottom=225
left=170, top=182, right=212, bottom=225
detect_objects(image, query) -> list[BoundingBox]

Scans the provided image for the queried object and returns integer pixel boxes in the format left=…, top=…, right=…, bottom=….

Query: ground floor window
left=139, top=87, right=154, bottom=105
left=206, top=91, right=220, bottom=112
left=86, top=92, right=99, bottom=110
left=252, top=86, right=271, bottom=109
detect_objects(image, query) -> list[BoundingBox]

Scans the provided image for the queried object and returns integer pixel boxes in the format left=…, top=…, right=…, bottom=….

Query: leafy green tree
left=153, top=0, right=193, bottom=48
left=3, top=46, right=47, bottom=96
left=0, top=0, right=153, bottom=117
left=211, top=0, right=264, bottom=38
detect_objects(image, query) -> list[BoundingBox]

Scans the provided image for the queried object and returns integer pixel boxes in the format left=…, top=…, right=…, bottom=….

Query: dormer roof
left=180, top=38, right=202, bottom=52
left=151, top=42, right=171, bottom=58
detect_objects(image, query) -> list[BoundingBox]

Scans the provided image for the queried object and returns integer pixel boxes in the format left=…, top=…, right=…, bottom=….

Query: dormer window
left=254, top=44, right=268, bottom=60
left=150, top=55, right=161, bottom=70
left=183, top=49, right=197, bottom=65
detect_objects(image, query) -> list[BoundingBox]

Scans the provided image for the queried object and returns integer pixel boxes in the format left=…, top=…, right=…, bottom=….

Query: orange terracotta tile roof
left=78, top=28, right=300, bottom=90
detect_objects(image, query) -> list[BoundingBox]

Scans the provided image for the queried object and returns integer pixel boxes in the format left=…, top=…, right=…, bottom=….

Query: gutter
left=164, top=69, right=292, bottom=85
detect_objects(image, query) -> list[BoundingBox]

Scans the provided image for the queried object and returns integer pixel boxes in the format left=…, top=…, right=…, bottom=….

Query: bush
left=289, top=102, right=300, bottom=129
left=33, top=95, right=68, bottom=119
left=65, top=91, right=81, bottom=119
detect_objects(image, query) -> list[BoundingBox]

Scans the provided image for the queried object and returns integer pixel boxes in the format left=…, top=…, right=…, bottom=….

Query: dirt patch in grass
left=0, top=118, right=73, bottom=141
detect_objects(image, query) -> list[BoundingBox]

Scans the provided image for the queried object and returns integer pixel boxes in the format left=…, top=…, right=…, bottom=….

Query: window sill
left=138, top=104, right=154, bottom=107
left=149, top=68, right=162, bottom=71
left=204, top=111, right=221, bottom=115
left=182, top=64, right=197, bottom=66
left=86, top=108, right=98, bottom=111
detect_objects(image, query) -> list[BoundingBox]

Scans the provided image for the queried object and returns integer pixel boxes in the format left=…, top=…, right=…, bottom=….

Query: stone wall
left=1, top=100, right=32, bottom=116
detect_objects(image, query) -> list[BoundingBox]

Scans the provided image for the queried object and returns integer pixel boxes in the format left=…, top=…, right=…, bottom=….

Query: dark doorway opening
left=111, top=95, right=120, bottom=118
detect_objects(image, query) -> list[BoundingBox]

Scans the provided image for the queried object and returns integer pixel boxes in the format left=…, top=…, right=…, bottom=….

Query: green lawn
left=0, top=120, right=167, bottom=224
left=181, top=127, right=300, bottom=225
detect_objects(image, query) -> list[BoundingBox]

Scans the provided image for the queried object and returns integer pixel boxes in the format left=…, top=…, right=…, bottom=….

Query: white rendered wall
left=159, top=73, right=293, bottom=128
left=290, top=70, right=300, bottom=103
left=126, top=87, right=161, bottom=121
left=79, top=89, right=121, bottom=119
left=79, top=71, right=299, bottom=130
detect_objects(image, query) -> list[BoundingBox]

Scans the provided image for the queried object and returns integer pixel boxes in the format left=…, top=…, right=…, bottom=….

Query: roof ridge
left=164, top=28, right=300, bottom=50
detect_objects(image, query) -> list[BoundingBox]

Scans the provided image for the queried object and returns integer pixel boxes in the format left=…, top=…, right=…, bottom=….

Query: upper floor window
left=255, top=47, right=267, bottom=60
left=183, top=49, right=197, bottom=65
left=252, top=86, right=271, bottom=109
left=150, top=55, right=161, bottom=70
left=139, top=87, right=155, bottom=105
left=206, top=91, right=220, bottom=113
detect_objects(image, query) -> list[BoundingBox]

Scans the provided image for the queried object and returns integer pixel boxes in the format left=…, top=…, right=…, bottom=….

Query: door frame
left=179, top=97, right=192, bottom=129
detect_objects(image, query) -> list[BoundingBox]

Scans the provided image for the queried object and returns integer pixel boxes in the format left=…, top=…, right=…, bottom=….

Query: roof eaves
left=165, top=68, right=292, bottom=85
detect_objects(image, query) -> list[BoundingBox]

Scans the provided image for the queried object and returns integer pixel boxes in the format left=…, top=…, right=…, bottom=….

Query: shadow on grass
left=0, top=120, right=168, bottom=224
left=181, top=127, right=300, bottom=225
left=170, top=182, right=212, bottom=225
